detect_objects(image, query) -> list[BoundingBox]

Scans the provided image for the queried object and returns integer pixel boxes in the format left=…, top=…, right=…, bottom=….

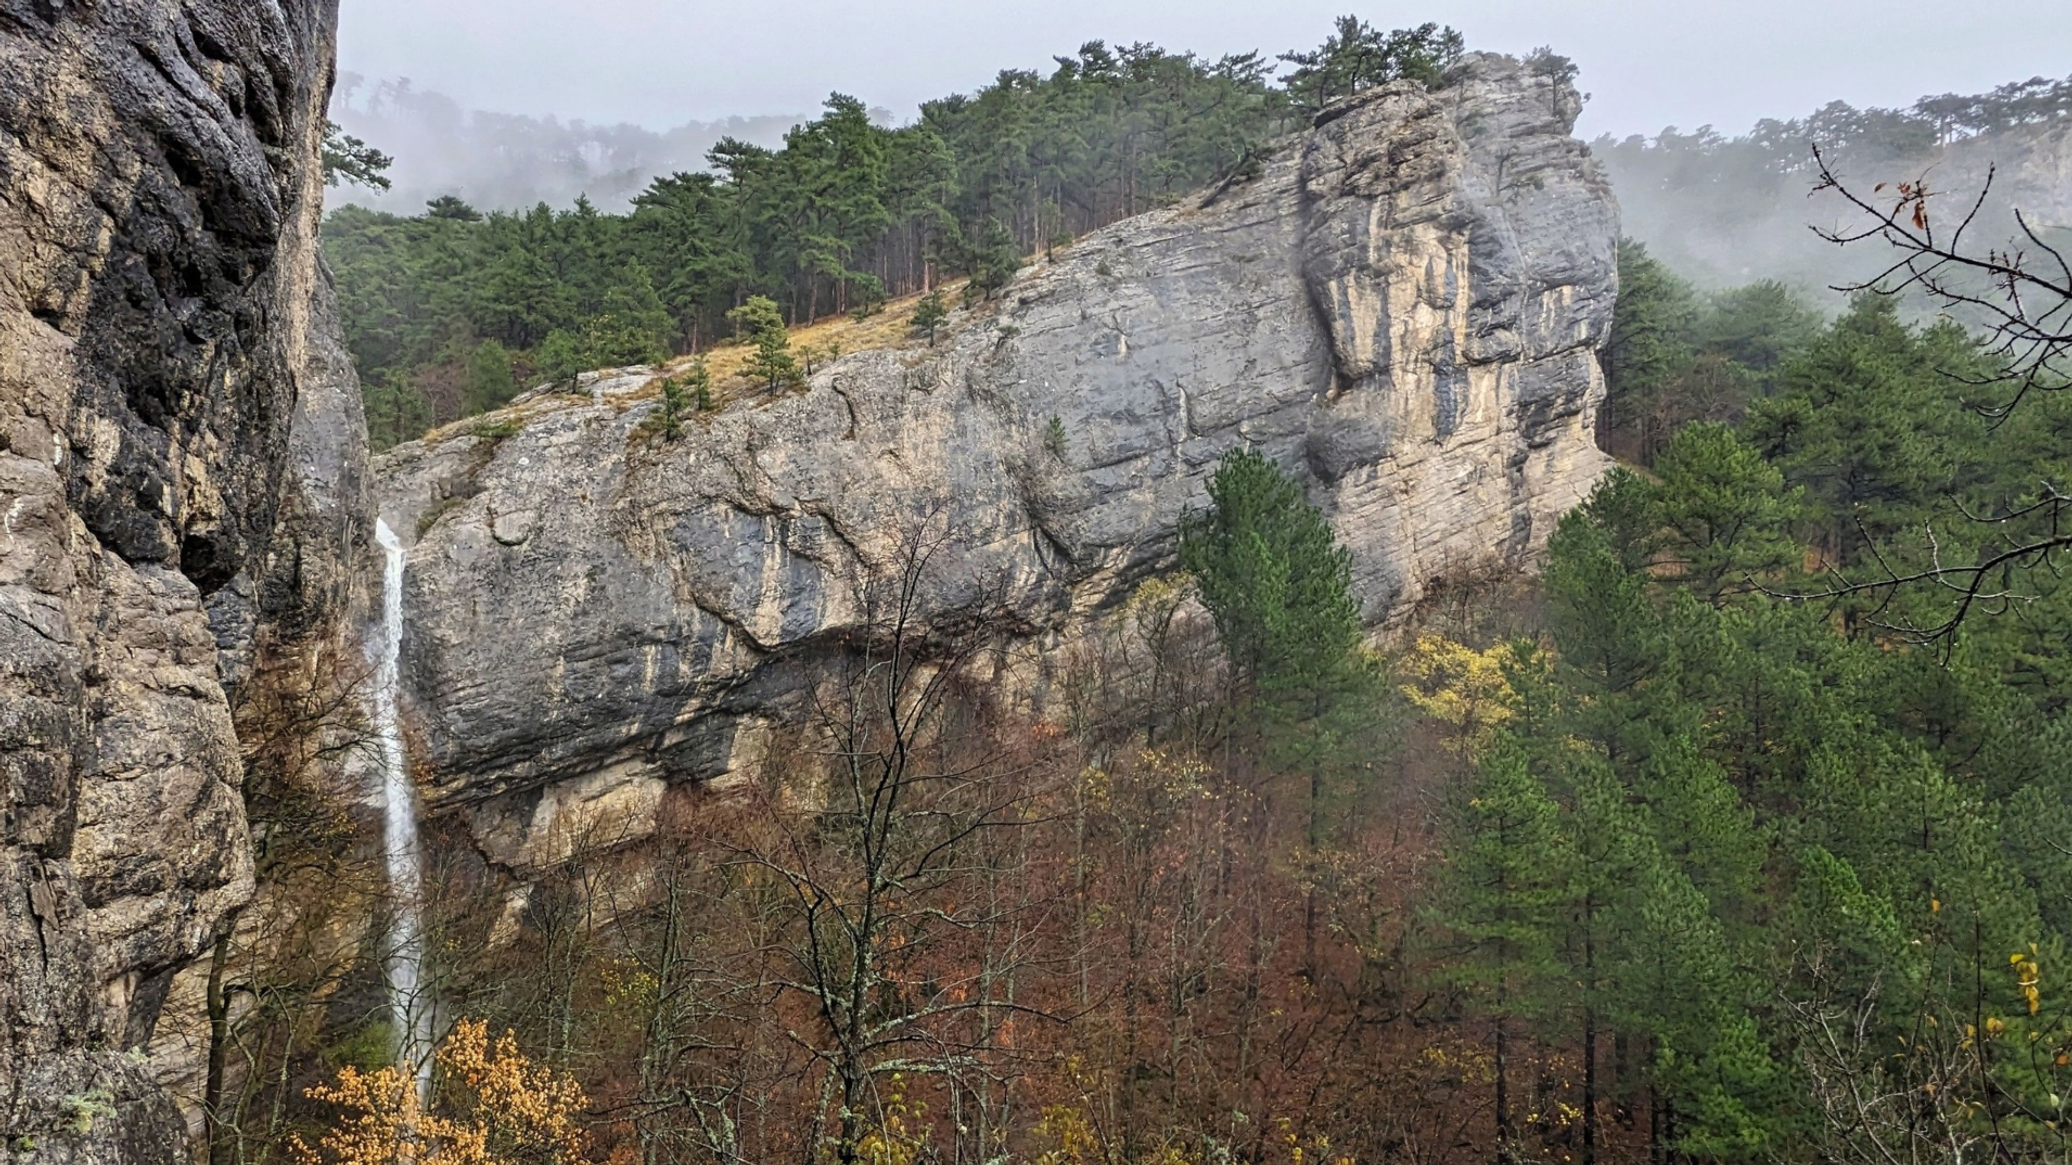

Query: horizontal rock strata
left=374, top=53, right=1619, bottom=869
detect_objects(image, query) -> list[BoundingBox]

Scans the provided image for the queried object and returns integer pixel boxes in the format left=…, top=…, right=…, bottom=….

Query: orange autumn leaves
left=294, top=1019, right=586, bottom=1165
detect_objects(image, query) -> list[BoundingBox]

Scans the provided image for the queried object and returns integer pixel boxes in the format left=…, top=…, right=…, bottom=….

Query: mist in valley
left=328, top=73, right=818, bottom=213
left=1595, top=76, right=2072, bottom=300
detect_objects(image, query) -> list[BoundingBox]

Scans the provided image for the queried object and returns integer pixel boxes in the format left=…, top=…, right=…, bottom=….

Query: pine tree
left=1277, top=18, right=1464, bottom=114
left=1603, top=239, right=1700, bottom=462
left=656, top=364, right=704, bottom=441
left=1599, top=840, right=1776, bottom=1163
left=959, top=218, right=1023, bottom=305
left=1181, top=448, right=1375, bottom=963
left=1543, top=474, right=1666, bottom=717
left=1651, top=422, right=1803, bottom=600
left=1431, top=736, right=1571, bottom=1159
left=727, top=295, right=801, bottom=391
left=685, top=355, right=713, bottom=412
left=462, top=339, right=516, bottom=416
left=910, top=290, right=948, bottom=345
left=1180, top=449, right=1360, bottom=692
left=1742, top=295, right=1957, bottom=565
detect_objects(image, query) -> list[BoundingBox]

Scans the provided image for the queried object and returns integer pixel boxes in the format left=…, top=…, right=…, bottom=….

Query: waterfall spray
left=372, top=518, right=433, bottom=1096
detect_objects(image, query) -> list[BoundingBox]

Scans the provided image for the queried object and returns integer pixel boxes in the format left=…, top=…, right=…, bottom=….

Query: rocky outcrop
left=1946, top=118, right=2072, bottom=232
left=0, top=4, right=364, bottom=1162
left=374, top=54, right=1618, bottom=869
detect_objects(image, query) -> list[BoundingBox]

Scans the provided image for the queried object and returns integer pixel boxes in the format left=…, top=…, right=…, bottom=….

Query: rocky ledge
left=374, top=53, right=1619, bottom=871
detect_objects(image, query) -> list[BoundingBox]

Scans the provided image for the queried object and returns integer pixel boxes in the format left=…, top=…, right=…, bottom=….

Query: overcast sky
left=337, top=0, right=2072, bottom=139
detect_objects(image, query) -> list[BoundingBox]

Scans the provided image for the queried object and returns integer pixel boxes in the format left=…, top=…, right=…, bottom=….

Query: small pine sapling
left=910, top=290, right=948, bottom=346
left=1042, top=414, right=1068, bottom=460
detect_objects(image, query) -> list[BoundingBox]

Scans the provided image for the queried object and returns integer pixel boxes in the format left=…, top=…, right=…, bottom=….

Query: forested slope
left=163, top=18, right=2072, bottom=1165
left=318, top=21, right=1511, bottom=446
left=1598, top=73, right=2072, bottom=289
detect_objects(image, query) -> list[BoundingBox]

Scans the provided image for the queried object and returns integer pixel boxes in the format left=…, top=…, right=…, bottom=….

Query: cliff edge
left=373, top=53, right=1619, bottom=870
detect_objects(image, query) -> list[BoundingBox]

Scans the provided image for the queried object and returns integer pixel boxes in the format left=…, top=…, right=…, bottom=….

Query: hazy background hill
left=329, top=73, right=818, bottom=212
left=1595, top=76, right=2072, bottom=296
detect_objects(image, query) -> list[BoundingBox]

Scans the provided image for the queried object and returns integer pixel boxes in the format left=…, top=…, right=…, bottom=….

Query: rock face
left=375, top=54, right=1618, bottom=869
left=1947, top=119, right=2072, bottom=232
left=0, top=4, right=363, bottom=1162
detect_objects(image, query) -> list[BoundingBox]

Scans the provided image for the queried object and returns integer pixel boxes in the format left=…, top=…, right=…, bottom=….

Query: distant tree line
left=329, top=72, right=808, bottom=214
left=324, top=18, right=1473, bottom=448
left=1600, top=71, right=2072, bottom=177
left=1594, top=72, right=2072, bottom=293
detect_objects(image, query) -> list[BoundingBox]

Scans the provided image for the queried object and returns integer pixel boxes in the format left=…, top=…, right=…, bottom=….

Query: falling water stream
left=372, top=518, right=433, bottom=1096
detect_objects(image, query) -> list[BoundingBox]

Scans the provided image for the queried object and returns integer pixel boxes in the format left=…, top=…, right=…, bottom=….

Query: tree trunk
left=1583, top=906, right=1598, bottom=1165
left=204, top=934, right=232, bottom=1165
left=1494, top=1007, right=1510, bottom=1165
left=1304, top=761, right=1322, bottom=976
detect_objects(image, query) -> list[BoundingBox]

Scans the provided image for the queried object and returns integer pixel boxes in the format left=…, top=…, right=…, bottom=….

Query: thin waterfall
left=371, top=518, right=433, bottom=1095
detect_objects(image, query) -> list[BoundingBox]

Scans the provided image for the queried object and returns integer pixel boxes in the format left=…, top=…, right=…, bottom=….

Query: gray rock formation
left=0, top=4, right=364, bottom=1162
left=374, top=54, right=1619, bottom=870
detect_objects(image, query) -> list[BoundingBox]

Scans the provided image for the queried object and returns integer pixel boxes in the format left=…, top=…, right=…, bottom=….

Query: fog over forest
left=330, top=59, right=2072, bottom=303
left=329, top=74, right=818, bottom=213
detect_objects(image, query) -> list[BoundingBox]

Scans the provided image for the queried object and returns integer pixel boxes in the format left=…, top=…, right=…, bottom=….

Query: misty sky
left=338, top=0, right=2072, bottom=139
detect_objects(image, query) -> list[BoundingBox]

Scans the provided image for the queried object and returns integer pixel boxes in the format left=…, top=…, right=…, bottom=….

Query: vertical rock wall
left=0, top=4, right=364, bottom=1161
left=372, top=55, right=1618, bottom=869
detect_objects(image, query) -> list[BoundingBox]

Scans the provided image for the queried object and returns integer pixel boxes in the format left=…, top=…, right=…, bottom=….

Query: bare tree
left=730, top=516, right=1068, bottom=1165
left=196, top=647, right=386, bottom=1165
left=1785, top=937, right=2072, bottom=1165
left=1785, top=147, right=2072, bottom=642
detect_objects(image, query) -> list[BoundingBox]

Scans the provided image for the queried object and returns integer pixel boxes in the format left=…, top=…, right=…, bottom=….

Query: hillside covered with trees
left=1597, top=74, right=2072, bottom=289
left=251, top=264, right=2072, bottom=1165
left=253, top=21, right=2072, bottom=1165
left=320, top=18, right=1477, bottom=446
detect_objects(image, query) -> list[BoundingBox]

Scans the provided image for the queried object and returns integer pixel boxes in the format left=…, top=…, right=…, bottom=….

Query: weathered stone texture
left=374, top=54, right=1619, bottom=869
left=0, top=4, right=362, bottom=1161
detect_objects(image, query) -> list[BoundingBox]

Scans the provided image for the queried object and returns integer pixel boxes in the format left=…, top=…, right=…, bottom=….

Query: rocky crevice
left=0, top=4, right=365, bottom=1162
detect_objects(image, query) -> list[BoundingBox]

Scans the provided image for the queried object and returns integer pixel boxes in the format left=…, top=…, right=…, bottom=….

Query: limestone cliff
left=373, top=54, right=1619, bottom=870
left=0, top=4, right=364, bottom=1161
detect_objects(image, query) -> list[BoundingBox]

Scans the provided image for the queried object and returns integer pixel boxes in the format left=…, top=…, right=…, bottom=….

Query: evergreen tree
left=728, top=295, right=801, bottom=390
left=424, top=194, right=482, bottom=222
left=685, top=355, right=713, bottom=412
left=657, top=371, right=692, bottom=441
left=1696, top=280, right=1822, bottom=377
left=1651, top=422, right=1804, bottom=599
left=321, top=121, right=392, bottom=189
left=1602, top=239, right=1700, bottom=462
left=462, top=339, right=516, bottom=415
left=1743, top=295, right=1960, bottom=565
left=959, top=217, right=1024, bottom=304
left=909, top=290, right=948, bottom=345
left=1180, top=449, right=1361, bottom=693
left=1431, top=736, right=1570, bottom=1157
left=1278, top=18, right=1465, bottom=114
left=533, top=328, right=589, bottom=386
left=1181, top=448, right=1376, bottom=961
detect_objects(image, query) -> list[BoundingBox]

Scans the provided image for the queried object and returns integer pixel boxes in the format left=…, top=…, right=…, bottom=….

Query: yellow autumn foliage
left=294, top=1018, right=587, bottom=1165
left=1397, top=634, right=1516, bottom=754
left=847, top=1077, right=931, bottom=1165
